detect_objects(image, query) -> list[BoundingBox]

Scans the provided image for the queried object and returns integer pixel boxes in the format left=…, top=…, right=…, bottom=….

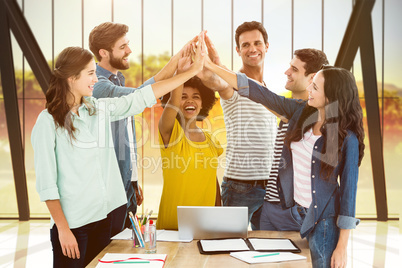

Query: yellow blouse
left=156, top=119, right=223, bottom=230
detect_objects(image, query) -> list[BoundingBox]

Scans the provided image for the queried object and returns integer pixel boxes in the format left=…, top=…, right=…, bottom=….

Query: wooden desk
left=87, top=231, right=311, bottom=267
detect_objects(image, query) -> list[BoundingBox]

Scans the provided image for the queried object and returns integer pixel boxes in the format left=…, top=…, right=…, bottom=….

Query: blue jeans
left=260, top=201, right=302, bottom=231
left=306, top=193, right=340, bottom=268
left=50, top=214, right=112, bottom=268
left=308, top=216, right=339, bottom=268
left=221, top=177, right=266, bottom=230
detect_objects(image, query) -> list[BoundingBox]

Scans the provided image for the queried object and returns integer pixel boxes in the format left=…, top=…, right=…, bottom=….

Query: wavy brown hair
left=286, top=66, right=365, bottom=180
left=46, top=47, right=95, bottom=140
left=89, top=22, right=128, bottom=62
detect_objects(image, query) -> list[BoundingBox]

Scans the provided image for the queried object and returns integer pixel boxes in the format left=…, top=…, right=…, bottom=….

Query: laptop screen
left=177, top=206, right=248, bottom=240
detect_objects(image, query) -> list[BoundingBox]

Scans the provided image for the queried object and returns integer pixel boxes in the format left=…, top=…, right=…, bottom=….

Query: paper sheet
left=200, top=238, right=250, bottom=252
left=156, top=230, right=192, bottom=242
left=248, top=238, right=298, bottom=251
left=96, top=253, right=167, bottom=268
left=230, top=251, right=306, bottom=264
left=111, top=228, right=132, bottom=240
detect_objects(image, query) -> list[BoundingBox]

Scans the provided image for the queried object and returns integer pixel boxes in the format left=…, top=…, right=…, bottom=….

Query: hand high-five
left=177, top=44, right=193, bottom=74
left=188, top=31, right=207, bottom=75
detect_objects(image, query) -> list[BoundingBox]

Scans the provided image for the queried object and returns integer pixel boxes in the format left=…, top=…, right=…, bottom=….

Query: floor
left=0, top=220, right=400, bottom=267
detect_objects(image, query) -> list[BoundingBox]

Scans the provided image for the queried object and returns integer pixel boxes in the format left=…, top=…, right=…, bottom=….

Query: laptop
left=177, top=206, right=248, bottom=240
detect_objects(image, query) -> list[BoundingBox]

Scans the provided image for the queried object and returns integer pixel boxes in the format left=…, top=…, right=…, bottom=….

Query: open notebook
left=197, top=237, right=301, bottom=254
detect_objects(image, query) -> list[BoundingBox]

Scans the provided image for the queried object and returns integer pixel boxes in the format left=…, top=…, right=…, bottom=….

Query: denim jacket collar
left=96, top=64, right=125, bottom=86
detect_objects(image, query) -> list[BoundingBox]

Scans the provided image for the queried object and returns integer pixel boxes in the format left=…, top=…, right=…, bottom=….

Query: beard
left=109, top=53, right=130, bottom=70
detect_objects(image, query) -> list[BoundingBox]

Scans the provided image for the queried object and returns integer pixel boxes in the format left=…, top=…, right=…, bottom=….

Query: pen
left=113, top=261, right=151, bottom=264
left=143, top=209, right=153, bottom=225
left=252, top=252, right=280, bottom=258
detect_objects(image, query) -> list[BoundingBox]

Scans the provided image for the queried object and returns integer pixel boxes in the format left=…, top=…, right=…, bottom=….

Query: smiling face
left=69, top=59, right=98, bottom=101
left=180, top=86, right=202, bottom=120
left=307, top=71, right=326, bottom=109
left=236, top=29, right=268, bottom=68
left=108, top=34, right=132, bottom=71
left=284, top=56, right=314, bottom=94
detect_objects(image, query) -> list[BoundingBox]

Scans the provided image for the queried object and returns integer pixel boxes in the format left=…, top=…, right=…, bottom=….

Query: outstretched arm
left=158, top=44, right=193, bottom=147
left=197, top=34, right=234, bottom=100
left=154, top=36, right=199, bottom=82
left=204, top=55, right=239, bottom=90
left=151, top=34, right=206, bottom=99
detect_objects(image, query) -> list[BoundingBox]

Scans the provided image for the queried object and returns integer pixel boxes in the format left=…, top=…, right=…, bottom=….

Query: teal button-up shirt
left=32, top=85, right=156, bottom=229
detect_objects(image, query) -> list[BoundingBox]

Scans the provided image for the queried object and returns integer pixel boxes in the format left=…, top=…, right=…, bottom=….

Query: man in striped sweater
left=259, top=48, right=329, bottom=231
left=201, top=21, right=277, bottom=230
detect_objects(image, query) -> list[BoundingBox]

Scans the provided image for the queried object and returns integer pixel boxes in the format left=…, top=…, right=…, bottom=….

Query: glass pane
left=355, top=0, right=385, bottom=218
left=354, top=49, right=376, bottom=217
left=384, top=0, right=402, bottom=218
left=24, top=0, right=52, bottom=98
left=293, top=0, right=322, bottom=50
left=173, top=0, right=201, bottom=53
left=144, top=0, right=171, bottom=61
left=114, top=0, right=142, bottom=87
left=142, top=0, right=172, bottom=215
left=356, top=96, right=376, bottom=217
left=54, top=0, right=82, bottom=54
left=26, top=99, right=49, bottom=217
left=24, top=59, right=46, bottom=99
left=233, top=0, right=262, bottom=71
left=323, top=0, right=352, bottom=65
left=203, top=0, right=231, bottom=68
left=263, top=0, right=292, bottom=94
left=11, top=33, right=24, bottom=99
left=83, top=0, right=112, bottom=50
left=0, top=99, right=18, bottom=217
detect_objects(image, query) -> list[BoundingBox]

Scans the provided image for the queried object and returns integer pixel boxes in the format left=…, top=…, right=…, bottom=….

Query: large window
left=1, top=0, right=401, bottom=219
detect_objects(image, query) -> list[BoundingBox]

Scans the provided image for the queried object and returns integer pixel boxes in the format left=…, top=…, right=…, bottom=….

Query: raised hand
left=177, top=44, right=193, bottom=74
left=205, top=33, right=223, bottom=66
left=195, top=33, right=230, bottom=91
left=189, top=31, right=207, bottom=75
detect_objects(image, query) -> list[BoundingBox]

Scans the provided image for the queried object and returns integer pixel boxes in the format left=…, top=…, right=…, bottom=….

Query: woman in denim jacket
left=205, top=59, right=364, bottom=268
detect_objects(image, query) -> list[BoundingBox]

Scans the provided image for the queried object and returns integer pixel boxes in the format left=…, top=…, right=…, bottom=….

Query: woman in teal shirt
left=32, top=43, right=205, bottom=267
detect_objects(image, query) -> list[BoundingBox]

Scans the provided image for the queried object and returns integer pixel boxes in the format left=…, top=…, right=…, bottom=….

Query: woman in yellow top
left=157, top=45, right=222, bottom=230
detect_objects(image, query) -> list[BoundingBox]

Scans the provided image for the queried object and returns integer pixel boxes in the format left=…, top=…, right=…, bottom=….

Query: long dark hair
left=46, top=47, right=95, bottom=140
left=286, top=66, right=365, bottom=180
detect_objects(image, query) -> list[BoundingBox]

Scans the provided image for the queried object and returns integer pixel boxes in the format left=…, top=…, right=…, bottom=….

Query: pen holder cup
left=141, top=225, right=157, bottom=253
left=131, top=227, right=144, bottom=248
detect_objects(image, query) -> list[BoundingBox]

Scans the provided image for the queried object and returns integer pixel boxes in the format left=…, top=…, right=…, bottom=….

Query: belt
left=223, top=177, right=268, bottom=187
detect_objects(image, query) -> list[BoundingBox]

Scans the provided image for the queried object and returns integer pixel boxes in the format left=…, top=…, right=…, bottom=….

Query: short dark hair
left=89, top=22, right=129, bottom=62
left=235, top=21, right=268, bottom=48
left=161, top=77, right=217, bottom=121
left=294, top=48, right=329, bottom=76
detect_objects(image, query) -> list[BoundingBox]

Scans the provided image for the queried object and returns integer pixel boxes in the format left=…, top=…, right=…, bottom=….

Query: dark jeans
left=260, top=201, right=302, bottom=231
left=50, top=205, right=125, bottom=268
left=110, top=204, right=128, bottom=237
left=221, top=177, right=266, bottom=230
